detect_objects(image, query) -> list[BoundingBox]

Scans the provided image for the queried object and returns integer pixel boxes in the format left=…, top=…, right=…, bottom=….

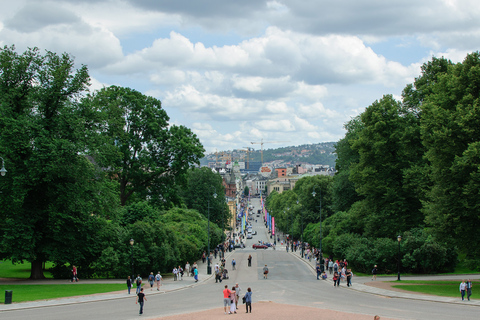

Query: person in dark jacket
left=244, top=287, right=253, bottom=313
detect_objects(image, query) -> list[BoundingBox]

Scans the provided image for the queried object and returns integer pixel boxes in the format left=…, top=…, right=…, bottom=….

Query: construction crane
left=236, top=147, right=253, bottom=169
left=250, top=139, right=290, bottom=165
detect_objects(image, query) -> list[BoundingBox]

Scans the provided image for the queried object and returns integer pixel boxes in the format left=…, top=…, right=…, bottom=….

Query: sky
left=1, top=0, right=479, bottom=154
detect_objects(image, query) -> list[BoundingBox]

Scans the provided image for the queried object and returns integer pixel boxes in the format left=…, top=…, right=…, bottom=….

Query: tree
left=421, top=52, right=480, bottom=258
left=179, top=167, right=229, bottom=227
left=0, top=46, right=116, bottom=279
left=349, top=95, right=424, bottom=238
left=83, top=86, right=205, bottom=206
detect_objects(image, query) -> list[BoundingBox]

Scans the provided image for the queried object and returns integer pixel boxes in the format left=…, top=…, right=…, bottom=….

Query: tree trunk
left=30, top=259, right=46, bottom=279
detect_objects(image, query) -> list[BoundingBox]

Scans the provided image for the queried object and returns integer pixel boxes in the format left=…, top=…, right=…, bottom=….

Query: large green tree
left=0, top=46, right=116, bottom=279
left=83, top=86, right=205, bottom=206
left=420, top=52, right=480, bottom=258
left=179, top=167, right=229, bottom=228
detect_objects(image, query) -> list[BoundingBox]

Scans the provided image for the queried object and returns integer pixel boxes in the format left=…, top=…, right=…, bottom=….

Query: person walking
left=333, top=271, right=340, bottom=287
left=230, top=286, right=237, bottom=314
left=223, top=285, right=232, bottom=314
left=372, top=265, right=378, bottom=281
left=172, top=267, right=178, bottom=281
left=136, top=287, right=147, bottom=315
left=244, top=287, right=253, bottom=313
left=126, top=276, right=132, bottom=294
left=194, top=267, right=199, bottom=282
left=466, top=279, right=473, bottom=301
left=155, top=272, right=162, bottom=291
left=346, top=269, right=353, bottom=287
left=135, top=274, right=143, bottom=294
left=71, top=265, right=78, bottom=282
left=247, top=255, right=252, bottom=267
left=148, top=272, right=154, bottom=290
left=185, top=261, right=191, bottom=276
left=263, top=264, right=269, bottom=279
left=202, top=251, right=206, bottom=263
left=316, top=264, right=321, bottom=280
left=235, top=283, right=242, bottom=308
left=232, top=259, right=236, bottom=270
left=328, top=259, right=333, bottom=274
left=460, top=280, right=467, bottom=300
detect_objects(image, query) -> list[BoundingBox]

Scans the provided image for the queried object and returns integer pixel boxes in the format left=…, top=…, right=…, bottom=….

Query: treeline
left=0, top=46, right=229, bottom=279
left=268, top=52, right=480, bottom=274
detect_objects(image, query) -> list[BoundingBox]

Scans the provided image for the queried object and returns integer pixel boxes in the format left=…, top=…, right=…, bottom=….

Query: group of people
left=223, top=283, right=253, bottom=314
left=332, top=268, right=353, bottom=287
left=459, top=279, right=473, bottom=301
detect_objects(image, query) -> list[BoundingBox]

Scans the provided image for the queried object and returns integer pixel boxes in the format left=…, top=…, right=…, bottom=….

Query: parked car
left=247, top=234, right=252, bottom=239
left=252, top=244, right=268, bottom=249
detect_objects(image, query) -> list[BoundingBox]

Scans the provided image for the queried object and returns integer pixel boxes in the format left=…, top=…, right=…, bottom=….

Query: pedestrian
left=194, top=267, right=199, bottom=282
left=372, top=265, right=378, bottom=281
left=172, top=267, right=178, bottom=281
left=148, top=272, right=154, bottom=290
left=333, top=271, right=340, bottom=287
left=235, top=283, right=241, bottom=308
left=346, top=269, right=353, bottom=287
left=286, top=244, right=289, bottom=253
left=230, top=286, right=237, bottom=314
left=328, top=259, right=333, bottom=274
left=178, top=266, right=184, bottom=280
left=232, top=259, right=236, bottom=270
left=126, top=275, right=132, bottom=294
left=71, top=265, right=78, bottom=282
left=316, top=264, right=321, bottom=280
left=135, top=274, right=143, bottom=294
left=263, top=264, right=269, bottom=279
left=466, top=279, right=473, bottom=301
left=460, top=280, right=466, bottom=300
left=248, top=255, right=252, bottom=267
left=155, top=272, right=162, bottom=291
left=223, top=285, right=232, bottom=314
left=244, top=287, right=253, bottom=313
left=185, top=261, right=191, bottom=276
left=192, top=262, right=198, bottom=274
left=202, top=251, right=206, bottom=263
left=136, top=287, right=147, bottom=315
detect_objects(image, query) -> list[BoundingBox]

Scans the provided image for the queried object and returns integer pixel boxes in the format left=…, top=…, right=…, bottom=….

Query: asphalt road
left=3, top=197, right=479, bottom=319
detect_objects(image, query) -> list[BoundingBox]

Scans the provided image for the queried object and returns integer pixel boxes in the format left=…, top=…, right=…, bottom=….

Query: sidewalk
left=0, top=252, right=230, bottom=311
left=288, top=247, right=480, bottom=306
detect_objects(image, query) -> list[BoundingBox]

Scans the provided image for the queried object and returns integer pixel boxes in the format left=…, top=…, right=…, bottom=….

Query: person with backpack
left=135, top=274, right=142, bottom=294
left=263, top=265, right=269, bottom=279
left=155, top=272, right=162, bottom=291
left=372, top=265, right=378, bottom=281
left=148, top=272, right=155, bottom=290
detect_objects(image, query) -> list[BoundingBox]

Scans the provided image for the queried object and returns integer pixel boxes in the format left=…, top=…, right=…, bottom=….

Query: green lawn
left=0, top=284, right=126, bottom=303
left=0, top=260, right=53, bottom=279
left=391, top=280, right=479, bottom=299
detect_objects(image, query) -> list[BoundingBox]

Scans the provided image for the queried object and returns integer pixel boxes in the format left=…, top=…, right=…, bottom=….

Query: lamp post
left=397, top=235, right=402, bottom=281
left=207, top=186, right=217, bottom=275
left=297, top=198, right=304, bottom=259
left=312, top=185, right=322, bottom=262
left=0, top=157, right=7, bottom=176
left=130, top=238, right=134, bottom=280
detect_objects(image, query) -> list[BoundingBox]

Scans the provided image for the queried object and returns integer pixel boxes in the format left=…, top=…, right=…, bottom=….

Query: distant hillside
left=201, top=142, right=337, bottom=168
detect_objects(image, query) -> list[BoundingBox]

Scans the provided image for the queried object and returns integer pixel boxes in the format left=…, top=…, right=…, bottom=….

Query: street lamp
left=130, top=238, right=134, bottom=280
left=312, top=186, right=322, bottom=262
left=0, top=157, right=7, bottom=176
left=297, top=198, right=304, bottom=259
left=207, top=186, right=217, bottom=275
left=397, top=235, right=402, bottom=281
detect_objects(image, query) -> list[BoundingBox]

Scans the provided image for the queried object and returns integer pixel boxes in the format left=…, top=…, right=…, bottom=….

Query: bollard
left=5, top=290, right=12, bottom=304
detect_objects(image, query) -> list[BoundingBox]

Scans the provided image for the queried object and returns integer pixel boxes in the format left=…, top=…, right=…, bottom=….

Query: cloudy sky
left=1, top=0, right=479, bottom=153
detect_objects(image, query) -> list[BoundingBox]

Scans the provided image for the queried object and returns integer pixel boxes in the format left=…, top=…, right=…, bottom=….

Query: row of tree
left=268, top=52, right=480, bottom=273
left=0, top=46, right=229, bottom=278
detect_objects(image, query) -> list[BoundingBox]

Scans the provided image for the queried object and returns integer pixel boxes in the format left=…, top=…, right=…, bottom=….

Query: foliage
left=83, top=85, right=205, bottom=207
left=178, top=167, right=229, bottom=227
left=0, top=46, right=117, bottom=279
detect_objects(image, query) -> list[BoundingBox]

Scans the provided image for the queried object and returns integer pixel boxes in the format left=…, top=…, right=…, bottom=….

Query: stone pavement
left=288, top=246, right=480, bottom=307
left=1, top=248, right=479, bottom=311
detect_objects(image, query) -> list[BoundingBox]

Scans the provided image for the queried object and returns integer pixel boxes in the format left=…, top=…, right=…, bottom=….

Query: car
left=252, top=244, right=268, bottom=249
left=234, top=243, right=245, bottom=249
left=252, top=231, right=257, bottom=235
left=246, top=233, right=252, bottom=239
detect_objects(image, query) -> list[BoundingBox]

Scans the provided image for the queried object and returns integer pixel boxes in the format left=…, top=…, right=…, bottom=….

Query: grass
left=0, top=260, right=53, bottom=279
left=391, top=280, right=479, bottom=299
left=0, top=284, right=126, bottom=303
